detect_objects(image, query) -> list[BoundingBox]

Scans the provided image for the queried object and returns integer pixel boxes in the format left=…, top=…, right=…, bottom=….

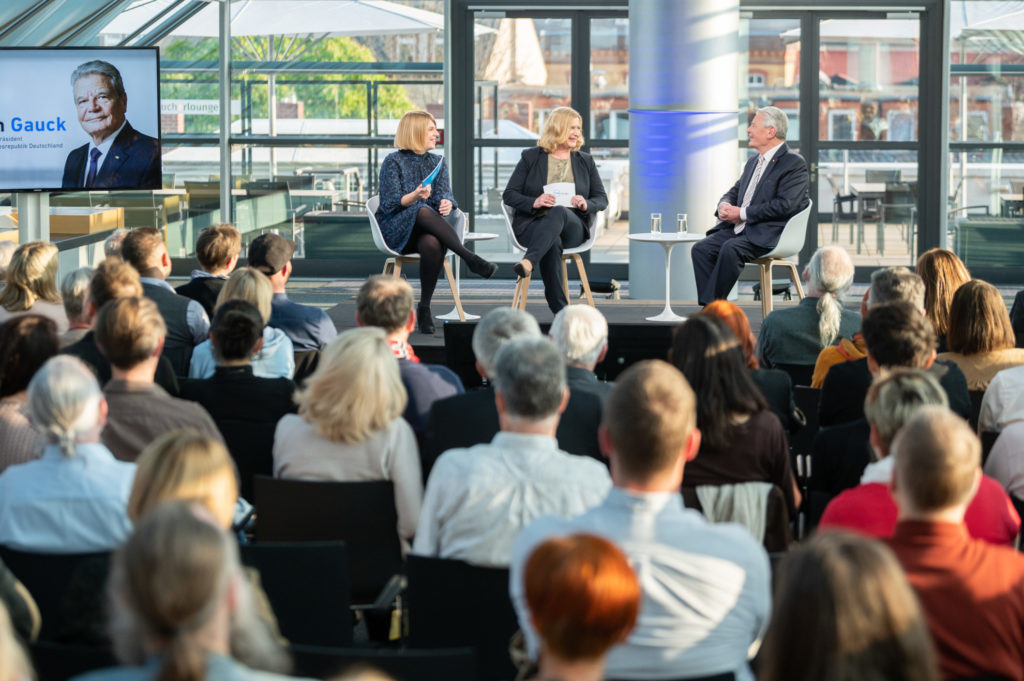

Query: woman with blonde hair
left=503, top=106, right=608, bottom=313
left=0, top=240, right=68, bottom=333
left=272, top=326, right=421, bottom=550
left=916, top=247, right=970, bottom=352
left=376, top=110, right=497, bottom=333
left=937, top=279, right=1024, bottom=390
left=189, top=267, right=295, bottom=379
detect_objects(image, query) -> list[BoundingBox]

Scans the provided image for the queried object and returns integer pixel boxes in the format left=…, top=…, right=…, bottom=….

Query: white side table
left=437, top=232, right=499, bottom=321
left=626, top=231, right=703, bottom=322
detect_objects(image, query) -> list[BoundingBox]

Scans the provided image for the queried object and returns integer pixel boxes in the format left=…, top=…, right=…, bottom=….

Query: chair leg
left=760, top=263, right=773, bottom=319
left=512, top=274, right=531, bottom=310
left=442, top=258, right=466, bottom=322
left=571, top=254, right=595, bottom=307
left=782, top=262, right=805, bottom=299
left=561, top=258, right=570, bottom=303
left=383, top=258, right=395, bottom=276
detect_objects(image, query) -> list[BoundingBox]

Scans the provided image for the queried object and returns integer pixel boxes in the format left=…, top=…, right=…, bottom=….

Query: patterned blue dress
left=375, top=149, right=458, bottom=252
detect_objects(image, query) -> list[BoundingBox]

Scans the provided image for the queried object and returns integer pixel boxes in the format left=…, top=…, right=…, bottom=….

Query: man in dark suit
left=62, top=60, right=160, bottom=190
left=692, top=106, right=809, bottom=305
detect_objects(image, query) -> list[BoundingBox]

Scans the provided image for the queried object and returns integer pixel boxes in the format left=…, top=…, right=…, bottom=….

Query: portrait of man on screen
left=61, top=59, right=161, bottom=190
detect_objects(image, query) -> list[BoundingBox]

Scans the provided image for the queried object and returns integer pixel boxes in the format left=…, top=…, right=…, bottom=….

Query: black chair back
left=253, top=476, right=402, bottom=604
left=240, top=541, right=352, bottom=647
left=289, top=645, right=476, bottom=681
left=790, top=386, right=821, bottom=459
left=773, top=363, right=814, bottom=388
left=969, top=390, right=985, bottom=432
left=681, top=484, right=793, bottom=552
left=30, top=642, right=117, bottom=681
left=405, top=555, right=517, bottom=681
left=217, top=419, right=277, bottom=500
left=981, top=430, right=1000, bottom=467
left=293, top=349, right=321, bottom=387
left=0, top=547, right=110, bottom=642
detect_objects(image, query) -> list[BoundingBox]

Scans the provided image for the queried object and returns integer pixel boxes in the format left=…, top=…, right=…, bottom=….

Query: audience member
left=701, top=300, right=800, bottom=432
left=0, top=316, right=55, bottom=472
left=0, top=242, right=15, bottom=283
left=670, top=315, right=799, bottom=516
left=273, top=327, right=421, bottom=552
left=978, top=362, right=1024, bottom=433
left=91, top=502, right=292, bottom=680
left=356, top=275, right=462, bottom=437
left=985, top=422, right=1024, bottom=499
left=0, top=241, right=68, bottom=333
left=248, top=233, right=337, bottom=352
left=0, top=356, right=134, bottom=552
left=819, top=300, right=970, bottom=426
left=916, top=247, right=970, bottom=353
left=103, top=228, right=129, bottom=259
left=757, top=245, right=858, bottom=372
left=937, top=279, right=1024, bottom=390
left=415, top=336, right=610, bottom=566
left=423, top=308, right=604, bottom=478
left=810, top=290, right=869, bottom=388
left=886, top=407, right=1024, bottom=681
left=511, top=360, right=770, bottom=681
left=176, top=223, right=241, bottom=317
left=121, top=227, right=209, bottom=376
left=549, top=304, right=612, bottom=402
left=521, top=534, right=640, bottom=681
left=97, top=296, right=222, bottom=461
left=60, top=266, right=93, bottom=347
left=758, top=531, right=939, bottom=681
left=819, top=369, right=1019, bottom=546
left=189, top=268, right=295, bottom=379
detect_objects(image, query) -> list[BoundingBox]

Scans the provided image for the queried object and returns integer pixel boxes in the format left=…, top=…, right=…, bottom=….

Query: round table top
left=465, top=232, right=498, bottom=241
left=627, top=231, right=704, bottom=244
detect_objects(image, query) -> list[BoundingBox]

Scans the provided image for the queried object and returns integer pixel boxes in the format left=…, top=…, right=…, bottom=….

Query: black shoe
left=417, top=305, right=435, bottom=334
left=468, top=254, right=498, bottom=279
left=512, top=261, right=531, bottom=279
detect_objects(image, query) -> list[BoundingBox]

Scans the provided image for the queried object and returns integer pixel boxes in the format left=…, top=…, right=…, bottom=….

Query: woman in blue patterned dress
left=376, top=110, right=497, bottom=333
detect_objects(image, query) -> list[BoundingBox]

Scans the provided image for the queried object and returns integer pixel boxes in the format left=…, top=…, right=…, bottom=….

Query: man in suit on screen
left=691, top=106, right=809, bottom=305
left=62, top=60, right=161, bottom=190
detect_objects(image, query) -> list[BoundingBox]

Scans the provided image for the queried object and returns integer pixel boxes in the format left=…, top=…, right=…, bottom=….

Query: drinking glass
left=676, top=213, right=688, bottom=233
left=650, top=213, right=662, bottom=234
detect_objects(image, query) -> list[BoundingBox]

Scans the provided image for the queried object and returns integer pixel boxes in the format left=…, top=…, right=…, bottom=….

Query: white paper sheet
left=543, top=182, right=575, bottom=207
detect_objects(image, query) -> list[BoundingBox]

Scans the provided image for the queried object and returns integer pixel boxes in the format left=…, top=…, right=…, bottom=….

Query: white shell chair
left=501, top=202, right=600, bottom=310
left=367, top=195, right=467, bottom=321
left=747, top=200, right=813, bottom=318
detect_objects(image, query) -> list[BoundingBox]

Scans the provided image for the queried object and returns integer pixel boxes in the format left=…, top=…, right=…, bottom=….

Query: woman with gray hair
left=0, top=355, right=135, bottom=552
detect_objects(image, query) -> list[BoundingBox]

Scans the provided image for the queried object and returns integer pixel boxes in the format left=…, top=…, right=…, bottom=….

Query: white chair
left=500, top=203, right=599, bottom=310
left=746, top=200, right=813, bottom=319
left=367, top=196, right=466, bottom=322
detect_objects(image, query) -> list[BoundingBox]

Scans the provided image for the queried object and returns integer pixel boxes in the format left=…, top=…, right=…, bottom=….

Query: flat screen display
left=0, top=47, right=161, bottom=193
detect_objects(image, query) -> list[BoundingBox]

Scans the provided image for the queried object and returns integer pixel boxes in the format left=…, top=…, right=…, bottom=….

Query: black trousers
left=691, top=227, right=772, bottom=305
left=517, top=206, right=585, bottom=313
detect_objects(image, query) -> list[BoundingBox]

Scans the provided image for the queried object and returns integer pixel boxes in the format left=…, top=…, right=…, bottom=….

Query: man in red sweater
left=886, top=406, right=1024, bottom=681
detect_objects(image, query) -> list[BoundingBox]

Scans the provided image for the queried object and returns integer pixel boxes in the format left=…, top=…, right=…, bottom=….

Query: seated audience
left=175, top=223, right=241, bottom=317
left=511, top=360, right=770, bottom=681
left=414, top=337, right=610, bottom=567
left=670, top=315, right=799, bottom=515
left=521, top=534, right=640, bottom=681
left=985, top=420, right=1024, bottom=500
left=916, top=247, right=970, bottom=353
left=189, top=267, right=295, bottom=379
left=423, top=308, right=604, bottom=478
left=549, top=304, right=612, bottom=402
left=978, top=363, right=1024, bottom=433
left=61, top=258, right=178, bottom=395
left=103, top=228, right=129, bottom=259
left=885, top=407, right=1024, bottom=681
left=0, top=356, right=134, bottom=552
left=812, top=266, right=923, bottom=388
left=701, top=300, right=800, bottom=432
left=248, top=233, right=337, bottom=352
left=273, top=327, right=421, bottom=552
left=0, top=316, right=55, bottom=472
left=89, top=502, right=291, bottom=680
left=122, top=227, right=209, bottom=377
left=0, top=242, right=15, bottom=283
left=97, top=297, right=222, bottom=462
left=759, top=531, right=939, bottom=681
left=819, top=369, right=1019, bottom=546
left=937, top=279, right=1024, bottom=390
left=356, top=275, right=462, bottom=437
left=59, top=266, right=92, bottom=347
left=0, top=241, right=68, bottom=333
left=757, top=245, right=858, bottom=373
left=819, top=301, right=970, bottom=427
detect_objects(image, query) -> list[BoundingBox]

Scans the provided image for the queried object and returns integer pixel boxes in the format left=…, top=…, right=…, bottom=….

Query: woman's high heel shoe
left=417, top=304, right=435, bottom=334
left=468, top=254, right=498, bottom=279
left=512, top=260, right=533, bottom=279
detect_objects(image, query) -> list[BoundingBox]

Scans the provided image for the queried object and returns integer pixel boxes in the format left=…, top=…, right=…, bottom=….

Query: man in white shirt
left=413, top=336, right=611, bottom=567
left=510, top=360, right=771, bottom=681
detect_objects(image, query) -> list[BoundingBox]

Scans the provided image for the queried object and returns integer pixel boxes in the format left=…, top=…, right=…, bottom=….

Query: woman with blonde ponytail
left=0, top=355, right=135, bottom=552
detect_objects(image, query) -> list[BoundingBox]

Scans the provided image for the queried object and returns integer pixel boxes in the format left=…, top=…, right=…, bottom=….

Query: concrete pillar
left=628, top=0, right=740, bottom=300
left=15, top=193, right=49, bottom=243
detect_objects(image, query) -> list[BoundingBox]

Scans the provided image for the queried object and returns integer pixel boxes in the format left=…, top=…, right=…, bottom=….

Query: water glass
left=676, top=213, right=688, bottom=233
left=650, top=213, right=662, bottom=234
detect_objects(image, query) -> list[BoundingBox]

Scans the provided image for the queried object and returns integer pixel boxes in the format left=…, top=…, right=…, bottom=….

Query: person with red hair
left=700, top=300, right=800, bottom=433
left=523, top=534, right=640, bottom=681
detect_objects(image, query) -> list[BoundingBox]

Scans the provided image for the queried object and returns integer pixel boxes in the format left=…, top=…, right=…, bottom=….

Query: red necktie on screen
left=85, top=148, right=102, bottom=187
